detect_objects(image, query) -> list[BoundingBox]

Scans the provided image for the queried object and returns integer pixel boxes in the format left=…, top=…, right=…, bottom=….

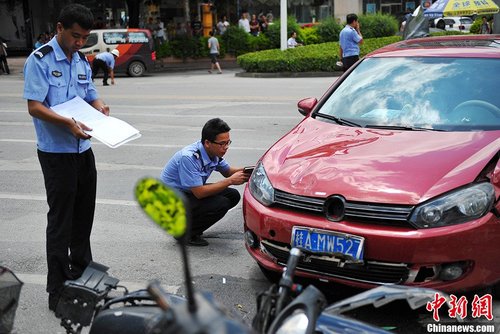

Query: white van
left=81, top=28, right=156, bottom=77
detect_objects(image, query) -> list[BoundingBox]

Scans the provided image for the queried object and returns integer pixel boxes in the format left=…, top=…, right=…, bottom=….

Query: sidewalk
left=4, top=55, right=341, bottom=77
left=3, top=56, right=240, bottom=76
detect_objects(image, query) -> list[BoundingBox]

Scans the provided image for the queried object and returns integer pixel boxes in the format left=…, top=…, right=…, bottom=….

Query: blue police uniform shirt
left=339, top=25, right=362, bottom=58
left=160, top=141, right=230, bottom=192
left=23, top=36, right=99, bottom=153
left=96, top=52, right=115, bottom=69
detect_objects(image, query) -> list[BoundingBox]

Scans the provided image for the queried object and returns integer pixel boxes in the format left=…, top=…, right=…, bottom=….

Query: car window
left=103, top=31, right=148, bottom=44
left=103, top=32, right=127, bottom=44
left=83, top=33, right=98, bottom=48
left=316, top=57, right=500, bottom=131
left=460, top=18, right=473, bottom=24
left=443, top=19, right=455, bottom=25
left=127, top=32, right=149, bottom=43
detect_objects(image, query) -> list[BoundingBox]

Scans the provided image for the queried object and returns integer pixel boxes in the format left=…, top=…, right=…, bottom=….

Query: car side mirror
left=297, top=97, right=318, bottom=116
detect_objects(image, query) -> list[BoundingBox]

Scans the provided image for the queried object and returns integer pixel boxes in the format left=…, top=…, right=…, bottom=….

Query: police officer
left=23, top=3, right=110, bottom=311
left=339, top=13, right=363, bottom=72
left=160, top=118, right=249, bottom=246
left=91, top=49, right=119, bottom=86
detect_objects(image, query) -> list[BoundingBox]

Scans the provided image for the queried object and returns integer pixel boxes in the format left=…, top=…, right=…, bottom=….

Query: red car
left=243, top=35, right=500, bottom=295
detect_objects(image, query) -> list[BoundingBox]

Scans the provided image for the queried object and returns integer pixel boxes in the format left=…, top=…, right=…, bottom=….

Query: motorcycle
left=54, top=178, right=457, bottom=334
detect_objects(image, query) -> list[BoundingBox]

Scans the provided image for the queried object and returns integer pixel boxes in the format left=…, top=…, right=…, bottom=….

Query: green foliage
left=248, top=33, right=272, bottom=51
left=301, top=27, right=320, bottom=45
left=470, top=18, right=481, bottom=34
left=237, top=36, right=401, bottom=73
left=156, top=42, right=172, bottom=58
left=358, top=13, right=399, bottom=38
left=264, top=17, right=303, bottom=48
left=221, top=26, right=251, bottom=56
left=168, top=36, right=206, bottom=59
left=316, top=17, right=342, bottom=42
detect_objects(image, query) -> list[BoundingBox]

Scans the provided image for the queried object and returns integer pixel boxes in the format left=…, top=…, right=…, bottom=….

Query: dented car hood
left=262, top=118, right=500, bottom=204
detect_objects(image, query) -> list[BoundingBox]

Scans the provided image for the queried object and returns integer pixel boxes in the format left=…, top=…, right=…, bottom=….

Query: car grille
left=262, top=240, right=410, bottom=285
left=274, top=189, right=414, bottom=227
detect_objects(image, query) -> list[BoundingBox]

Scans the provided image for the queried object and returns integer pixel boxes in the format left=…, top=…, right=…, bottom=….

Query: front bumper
left=243, top=187, right=500, bottom=293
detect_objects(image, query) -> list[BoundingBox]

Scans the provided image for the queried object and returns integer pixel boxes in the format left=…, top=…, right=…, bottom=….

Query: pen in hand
left=71, top=117, right=92, bottom=139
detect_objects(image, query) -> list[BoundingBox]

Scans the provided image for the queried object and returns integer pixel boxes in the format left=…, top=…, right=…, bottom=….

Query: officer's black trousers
left=183, top=188, right=240, bottom=237
left=37, top=149, right=96, bottom=294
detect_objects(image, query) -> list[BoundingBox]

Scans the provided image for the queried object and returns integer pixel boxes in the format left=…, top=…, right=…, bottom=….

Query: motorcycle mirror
left=135, top=177, right=188, bottom=238
left=135, top=178, right=197, bottom=313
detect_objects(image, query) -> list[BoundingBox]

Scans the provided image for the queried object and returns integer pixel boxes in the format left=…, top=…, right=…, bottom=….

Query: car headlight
left=249, top=162, right=275, bottom=206
left=409, top=183, right=495, bottom=228
left=275, top=311, right=309, bottom=334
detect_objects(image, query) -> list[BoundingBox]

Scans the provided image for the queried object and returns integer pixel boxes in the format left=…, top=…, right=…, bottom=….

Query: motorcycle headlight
left=409, top=183, right=495, bottom=228
left=249, top=162, right=275, bottom=206
left=275, top=311, right=309, bottom=334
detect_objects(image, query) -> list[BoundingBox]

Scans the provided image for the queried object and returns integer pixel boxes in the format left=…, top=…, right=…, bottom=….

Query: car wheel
left=436, top=20, right=445, bottom=30
left=258, top=264, right=281, bottom=283
left=128, top=61, right=145, bottom=77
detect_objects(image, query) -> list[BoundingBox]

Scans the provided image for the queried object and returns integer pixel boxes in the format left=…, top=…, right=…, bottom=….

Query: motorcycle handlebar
left=147, top=280, right=170, bottom=311
left=276, top=248, right=301, bottom=313
left=279, top=248, right=301, bottom=290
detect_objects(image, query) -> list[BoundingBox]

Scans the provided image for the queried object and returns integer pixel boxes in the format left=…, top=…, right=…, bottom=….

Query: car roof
left=368, top=35, right=500, bottom=59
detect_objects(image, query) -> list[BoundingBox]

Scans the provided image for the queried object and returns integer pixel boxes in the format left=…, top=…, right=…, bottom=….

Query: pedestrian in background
left=287, top=31, right=302, bottom=48
left=91, top=49, right=120, bottom=86
left=339, top=13, right=363, bottom=72
left=480, top=16, right=491, bottom=34
left=238, top=11, right=250, bottom=33
left=207, top=30, right=222, bottom=74
left=0, top=39, right=9, bottom=74
left=155, top=17, right=166, bottom=45
left=160, top=118, right=249, bottom=246
left=34, top=34, right=45, bottom=49
left=217, top=15, right=230, bottom=35
left=23, top=3, right=111, bottom=312
left=250, top=14, right=260, bottom=36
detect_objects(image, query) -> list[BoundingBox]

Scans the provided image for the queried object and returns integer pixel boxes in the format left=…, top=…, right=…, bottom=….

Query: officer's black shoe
left=48, top=292, right=60, bottom=312
left=103, top=82, right=110, bottom=86
left=188, top=235, right=209, bottom=246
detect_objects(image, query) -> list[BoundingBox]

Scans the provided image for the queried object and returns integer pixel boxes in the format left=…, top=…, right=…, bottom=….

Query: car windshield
left=316, top=57, right=500, bottom=131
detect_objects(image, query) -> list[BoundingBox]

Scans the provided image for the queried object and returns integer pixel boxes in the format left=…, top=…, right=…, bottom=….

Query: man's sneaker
left=188, top=235, right=209, bottom=246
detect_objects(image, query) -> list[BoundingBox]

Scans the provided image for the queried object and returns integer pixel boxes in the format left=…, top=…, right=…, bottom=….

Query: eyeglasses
left=211, top=140, right=232, bottom=147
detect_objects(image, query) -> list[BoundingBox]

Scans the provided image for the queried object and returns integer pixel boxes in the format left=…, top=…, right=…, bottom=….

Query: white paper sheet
left=50, top=96, right=141, bottom=148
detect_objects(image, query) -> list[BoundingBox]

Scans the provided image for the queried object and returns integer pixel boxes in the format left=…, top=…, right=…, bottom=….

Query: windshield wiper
left=315, top=113, right=362, bottom=127
left=365, top=124, right=445, bottom=131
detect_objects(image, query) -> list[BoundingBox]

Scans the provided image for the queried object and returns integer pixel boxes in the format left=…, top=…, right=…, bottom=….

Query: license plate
left=291, top=227, right=364, bottom=261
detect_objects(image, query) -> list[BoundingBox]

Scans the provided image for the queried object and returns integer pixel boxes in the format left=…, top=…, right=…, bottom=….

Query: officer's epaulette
left=193, top=150, right=201, bottom=159
left=77, top=51, right=88, bottom=62
left=34, top=45, right=53, bottom=59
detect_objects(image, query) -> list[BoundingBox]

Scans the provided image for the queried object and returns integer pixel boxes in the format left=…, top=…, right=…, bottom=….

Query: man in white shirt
left=238, top=12, right=250, bottom=33
left=287, top=31, right=302, bottom=48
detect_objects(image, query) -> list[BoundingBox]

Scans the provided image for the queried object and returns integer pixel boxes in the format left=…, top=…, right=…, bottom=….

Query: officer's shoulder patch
left=193, top=150, right=201, bottom=160
left=34, top=45, right=53, bottom=59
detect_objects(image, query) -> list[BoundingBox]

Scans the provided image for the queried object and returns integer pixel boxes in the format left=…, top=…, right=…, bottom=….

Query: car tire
left=258, top=265, right=281, bottom=283
left=128, top=61, right=145, bottom=77
left=436, top=20, right=445, bottom=30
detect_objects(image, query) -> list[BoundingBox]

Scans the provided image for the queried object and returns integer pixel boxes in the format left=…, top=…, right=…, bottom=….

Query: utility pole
left=280, top=0, right=287, bottom=50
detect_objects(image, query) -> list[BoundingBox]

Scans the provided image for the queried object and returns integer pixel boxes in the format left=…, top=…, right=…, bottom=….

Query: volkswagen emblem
left=324, top=195, right=346, bottom=222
